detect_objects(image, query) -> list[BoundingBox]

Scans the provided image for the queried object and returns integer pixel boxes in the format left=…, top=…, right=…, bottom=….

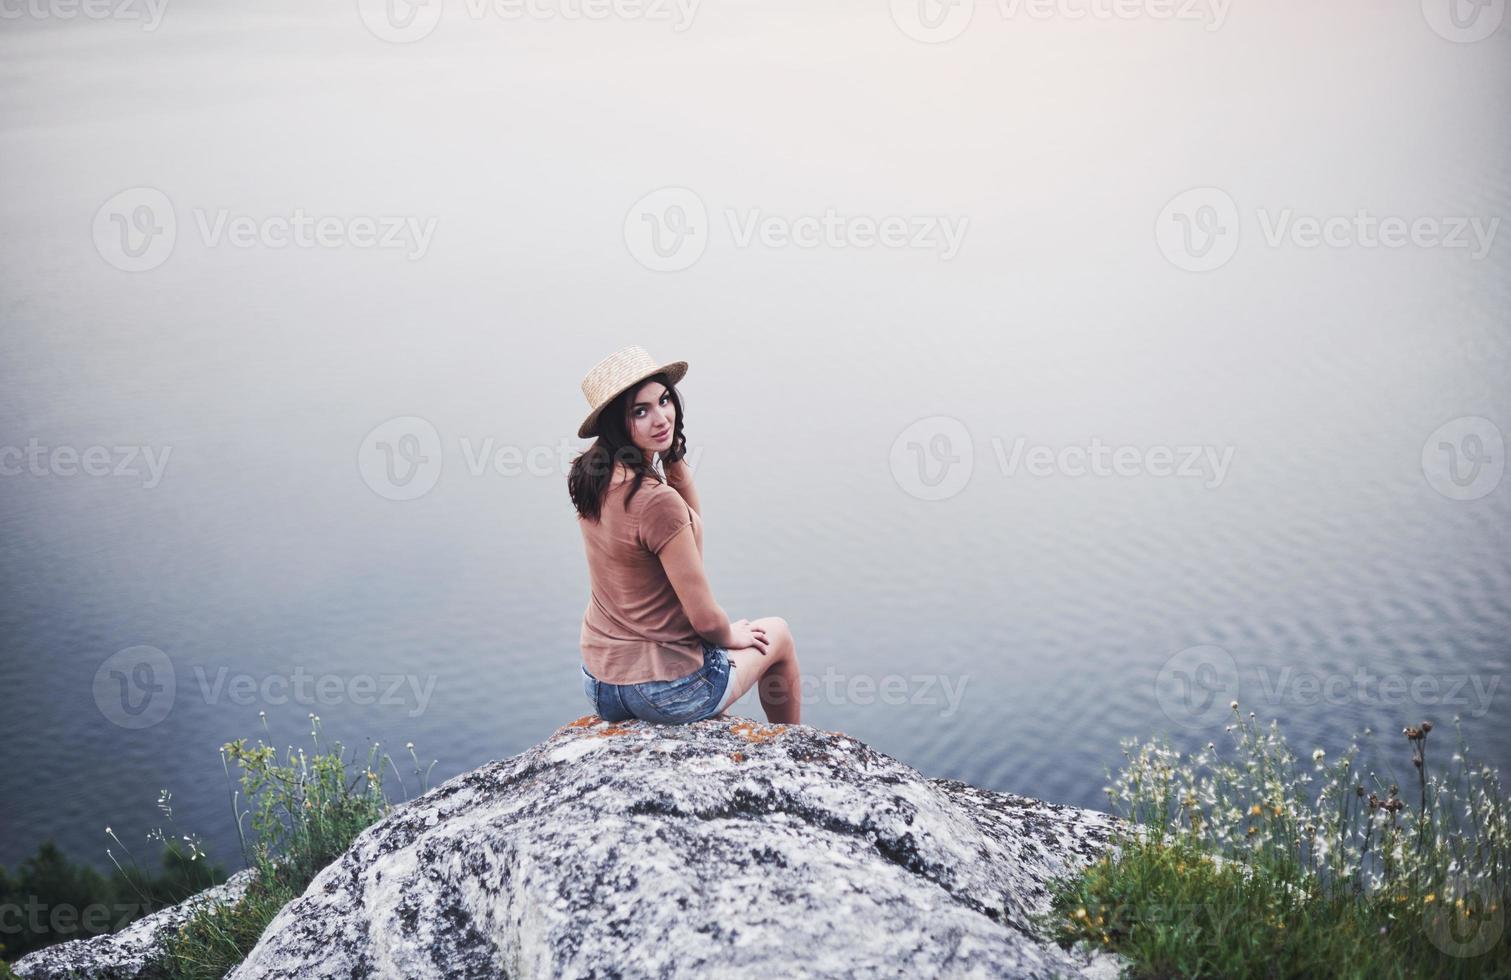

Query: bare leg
left=718, top=616, right=801, bottom=725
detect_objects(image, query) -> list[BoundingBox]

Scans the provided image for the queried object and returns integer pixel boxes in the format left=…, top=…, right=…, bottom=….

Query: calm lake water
left=2, top=0, right=1508, bottom=875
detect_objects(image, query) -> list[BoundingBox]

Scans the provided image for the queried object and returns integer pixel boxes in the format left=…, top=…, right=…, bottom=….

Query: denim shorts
left=581, top=642, right=737, bottom=724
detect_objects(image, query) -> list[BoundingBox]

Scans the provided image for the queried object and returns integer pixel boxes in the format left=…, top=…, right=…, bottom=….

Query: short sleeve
left=638, top=485, right=693, bottom=555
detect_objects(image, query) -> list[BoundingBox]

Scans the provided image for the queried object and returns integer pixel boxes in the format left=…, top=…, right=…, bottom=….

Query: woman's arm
left=663, top=455, right=701, bottom=519
left=658, top=525, right=731, bottom=647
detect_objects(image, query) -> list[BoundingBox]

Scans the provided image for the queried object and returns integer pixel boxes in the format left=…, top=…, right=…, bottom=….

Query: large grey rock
left=11, top=867, right=258, bottom=980
left=225, top=716, right=1122, bottom=979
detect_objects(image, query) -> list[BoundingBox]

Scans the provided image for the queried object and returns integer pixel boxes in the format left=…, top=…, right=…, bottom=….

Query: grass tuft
left=1045, top=709, right=1510, bottom=979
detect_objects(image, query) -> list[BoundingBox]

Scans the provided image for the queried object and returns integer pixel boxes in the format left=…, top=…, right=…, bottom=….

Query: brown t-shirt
left=578, top=476, right=706, bottom=684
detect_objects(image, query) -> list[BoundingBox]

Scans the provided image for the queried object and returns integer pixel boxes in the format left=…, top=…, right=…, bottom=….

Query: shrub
left=1047, top=707, right=1509, bottom=979
left=158, top=712, right=436, bottom=980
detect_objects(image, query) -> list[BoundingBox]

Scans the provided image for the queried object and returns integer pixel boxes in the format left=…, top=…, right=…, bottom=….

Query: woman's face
left=624, top=379, right=676, bottom=457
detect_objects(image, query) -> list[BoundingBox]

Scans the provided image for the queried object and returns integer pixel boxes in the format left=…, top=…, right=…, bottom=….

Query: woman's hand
left=727, top=619, right=771, bottom=655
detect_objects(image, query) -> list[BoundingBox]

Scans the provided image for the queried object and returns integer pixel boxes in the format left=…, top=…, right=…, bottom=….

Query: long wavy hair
left=568, top=372, right=688, bottom=522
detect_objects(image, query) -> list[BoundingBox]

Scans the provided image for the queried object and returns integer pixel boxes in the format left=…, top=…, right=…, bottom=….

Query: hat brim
left=577, top=360, right=689, bottom=439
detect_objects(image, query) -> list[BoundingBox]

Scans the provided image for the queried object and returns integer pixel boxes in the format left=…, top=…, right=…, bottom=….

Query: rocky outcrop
left=230, top=716, right=1121, bottom=979
left=13, top=718, right=1123, bottom=979
left=10, top=867, right=258, bottom=980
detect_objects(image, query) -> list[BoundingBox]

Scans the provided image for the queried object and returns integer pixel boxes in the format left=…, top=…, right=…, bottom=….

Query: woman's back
left=578, top=475, right=705, bottom=684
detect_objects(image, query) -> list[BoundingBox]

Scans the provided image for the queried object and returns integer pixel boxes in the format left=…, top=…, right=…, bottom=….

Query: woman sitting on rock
left=568, top=345, right=801, bottom=726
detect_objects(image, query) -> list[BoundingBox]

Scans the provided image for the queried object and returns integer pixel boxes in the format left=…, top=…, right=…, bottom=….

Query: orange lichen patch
left=590, top=723, right=636, bottom=738
left=729, top=720, right=787, bottom=744
left=561, top=715, right=601, bottom=729
left=730, top=752, right=745, bottom=763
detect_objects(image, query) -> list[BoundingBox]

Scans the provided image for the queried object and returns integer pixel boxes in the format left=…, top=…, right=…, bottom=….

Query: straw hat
left=577, top=345, right=689, bottom=439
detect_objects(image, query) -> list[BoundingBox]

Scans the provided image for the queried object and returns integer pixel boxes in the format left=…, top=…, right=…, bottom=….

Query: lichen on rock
left=228, top=716, right=1120, bottom=979
left=10, top=867, right=258, bottom=980
left=15, top=718, right=1123, bottom=979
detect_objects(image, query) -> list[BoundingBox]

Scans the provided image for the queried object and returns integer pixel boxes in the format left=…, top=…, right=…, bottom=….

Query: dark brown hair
left=568, top=373, right=688, bottom=522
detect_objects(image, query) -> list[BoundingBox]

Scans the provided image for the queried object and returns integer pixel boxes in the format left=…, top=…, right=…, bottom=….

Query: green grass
left=1044, top=708, right=1510, bottom=979
left=157, top=713, right=437, bottom=980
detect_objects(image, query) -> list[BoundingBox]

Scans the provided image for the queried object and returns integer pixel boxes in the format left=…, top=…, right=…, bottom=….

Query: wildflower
left=1424, top=894, right=1436, bottom=904
left=1250, top=804, right=1263, bottom=816
left=1312, top=748, right=1325, bottom=762
left=1230, top=700, right=1239, bottom=710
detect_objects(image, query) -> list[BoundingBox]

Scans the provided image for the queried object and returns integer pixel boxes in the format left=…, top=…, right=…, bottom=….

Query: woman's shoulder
left=607, top=469, right=673, bottom=504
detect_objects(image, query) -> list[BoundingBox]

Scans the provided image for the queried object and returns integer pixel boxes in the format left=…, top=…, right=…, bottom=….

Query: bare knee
left=760, top=616, right=795, bottom=660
